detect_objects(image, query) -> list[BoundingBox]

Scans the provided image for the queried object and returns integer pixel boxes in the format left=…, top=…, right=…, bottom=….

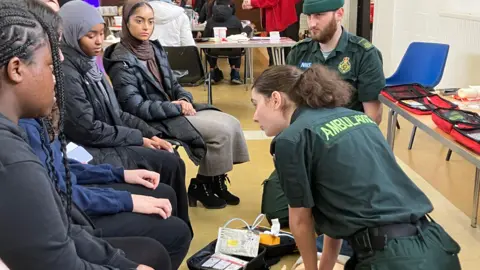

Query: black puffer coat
left=61, top=45, right=161, bottom=166
left=103, top=41, right=215, bottom=165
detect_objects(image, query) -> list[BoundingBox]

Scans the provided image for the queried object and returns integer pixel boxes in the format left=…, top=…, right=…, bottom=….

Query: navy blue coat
left=19, top=119, right=134, bottom=216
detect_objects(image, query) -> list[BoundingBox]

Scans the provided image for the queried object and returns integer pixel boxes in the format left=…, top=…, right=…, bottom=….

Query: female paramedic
left=250, top=64, right=461, bottom=270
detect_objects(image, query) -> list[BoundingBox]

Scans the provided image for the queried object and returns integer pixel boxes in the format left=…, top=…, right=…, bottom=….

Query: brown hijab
left=121, top=0, right=163, bottom=84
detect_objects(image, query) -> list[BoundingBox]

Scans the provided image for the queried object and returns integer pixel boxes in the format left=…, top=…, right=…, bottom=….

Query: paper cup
left=114, top=16, right=122, bottom=27
left=270, top=31, right=280, bottom=40
left=213, top=27, right=227, bottom=42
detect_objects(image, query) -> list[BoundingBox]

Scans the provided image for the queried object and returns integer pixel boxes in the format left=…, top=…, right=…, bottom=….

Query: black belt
left=347, top=216, right=431, bottom=259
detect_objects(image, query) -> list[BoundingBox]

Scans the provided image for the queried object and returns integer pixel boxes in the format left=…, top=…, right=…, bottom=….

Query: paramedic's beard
left=311, top=17, right=337, bottom=44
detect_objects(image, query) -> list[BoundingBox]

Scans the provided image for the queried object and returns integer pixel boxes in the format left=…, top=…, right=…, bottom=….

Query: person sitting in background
left=58, top=1, right=193, bottom=244
left=104, top=0, right=250, bottom=210
left=198, top=0, right=236, bottom=23
left=148, top=0, right=195, bottom=46
left=203, top=0, right=253, bottom=84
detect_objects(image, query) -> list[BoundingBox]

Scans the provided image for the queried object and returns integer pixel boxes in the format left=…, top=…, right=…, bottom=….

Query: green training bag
left=261, top=170, right=289, bottom=228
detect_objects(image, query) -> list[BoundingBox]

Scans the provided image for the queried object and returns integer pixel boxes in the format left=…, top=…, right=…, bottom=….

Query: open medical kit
left=186, top=215, right=297, bottom=270
left=381, top=84, right=458, bottom=114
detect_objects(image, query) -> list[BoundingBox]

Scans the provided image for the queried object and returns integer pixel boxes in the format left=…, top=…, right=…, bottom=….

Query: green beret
left=303, top=0, right=344, bottom=15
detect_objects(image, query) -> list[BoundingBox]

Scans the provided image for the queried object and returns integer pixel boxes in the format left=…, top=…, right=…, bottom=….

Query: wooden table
left=380, top=94, right=480, bottom=228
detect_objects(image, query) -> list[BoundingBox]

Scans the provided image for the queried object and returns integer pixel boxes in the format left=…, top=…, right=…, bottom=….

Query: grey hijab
left=59, top=1, right=105, bottom=82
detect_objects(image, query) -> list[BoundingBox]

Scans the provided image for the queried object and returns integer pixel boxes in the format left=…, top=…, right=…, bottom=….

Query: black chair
left=164, top=45, right=214, bottom=104
left=163, top=46, right=206, bottom=87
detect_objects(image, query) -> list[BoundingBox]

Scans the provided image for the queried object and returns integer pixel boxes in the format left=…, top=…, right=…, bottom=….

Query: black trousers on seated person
left=207, top=56, right=241, bottom=69
left=91, top=183, right=192, bottom=270
left=106, top=236, right=172, bottom=270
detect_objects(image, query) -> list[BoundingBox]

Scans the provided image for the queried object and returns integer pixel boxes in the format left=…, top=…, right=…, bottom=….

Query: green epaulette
left=349, top=35, right=374, bottom=51
left=292, top=38, right=312, bottom=49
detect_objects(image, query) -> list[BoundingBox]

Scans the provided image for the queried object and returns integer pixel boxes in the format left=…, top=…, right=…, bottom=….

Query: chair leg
left=207, top=71, right=213, bottom=105
left=408, top=126, right=417, bottom=150
left=446, top=149, right=453, bottom=161
left=396, top=120, right=400, bottom=129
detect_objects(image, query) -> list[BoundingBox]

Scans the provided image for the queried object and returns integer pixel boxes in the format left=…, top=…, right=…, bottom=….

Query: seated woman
left=251, top=64, right=461, bottom=270
left=19, top=115, right=191, bottom=270
left=203, top=0, right=253, bottom=84
left=104, top=0, right=250, bottom=209
left=0, top=1, right=169, bottom=269
left=58, top=1, right=192, bottom=234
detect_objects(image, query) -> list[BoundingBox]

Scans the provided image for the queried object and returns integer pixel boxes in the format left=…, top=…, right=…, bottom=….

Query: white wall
left=372, top=0, right=480, bottom=88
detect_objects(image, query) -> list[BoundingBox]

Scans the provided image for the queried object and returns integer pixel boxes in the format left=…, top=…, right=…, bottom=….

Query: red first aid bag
left=381, top=84, right=457, bottom=115
left=432, top=108, right=480, bottom=133
left=451, top=127, right=480, bottom=154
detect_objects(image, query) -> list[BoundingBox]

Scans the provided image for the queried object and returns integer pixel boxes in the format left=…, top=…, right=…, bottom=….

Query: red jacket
left=251, top=0, right=299, bottom=32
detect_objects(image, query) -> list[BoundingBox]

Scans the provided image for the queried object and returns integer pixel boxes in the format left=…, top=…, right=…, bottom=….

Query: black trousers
left=106, top=237, right=171, bottom=270
left=207, top=56, right=242, bottom=69
left=109, top=146, right=192, bottom=234
left=268, top=21, right=300, bottom=66
left=91, top=183, right=192, bottom=270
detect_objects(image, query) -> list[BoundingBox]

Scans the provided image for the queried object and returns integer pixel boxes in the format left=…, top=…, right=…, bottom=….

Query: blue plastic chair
left=386, top=42, right=449, bottom=87
left=386, top=42, right=451, bottom=158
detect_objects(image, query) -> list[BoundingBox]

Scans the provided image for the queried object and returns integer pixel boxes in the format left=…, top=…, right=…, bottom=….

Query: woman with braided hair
left=0, top=0, right=171, bottom=269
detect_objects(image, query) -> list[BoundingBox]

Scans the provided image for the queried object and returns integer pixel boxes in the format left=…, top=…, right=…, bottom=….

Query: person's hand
left=132, top=195, right=172, bottom=219
left=137, top=264, right=154, bottom=270
left=151, top=136, right=174, bottom=153
left=249, top=22, right=256, bottom=31
left=172, top=100, right=196, bottom=116
left=143, top=137, right=157, bottom=149
left=196, top=32, right=202, bottom=38
left=124, top=170, right=160, bottom=189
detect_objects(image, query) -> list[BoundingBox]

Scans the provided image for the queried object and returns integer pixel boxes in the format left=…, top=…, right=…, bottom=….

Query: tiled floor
left=176, top=51, right=480, bottom=269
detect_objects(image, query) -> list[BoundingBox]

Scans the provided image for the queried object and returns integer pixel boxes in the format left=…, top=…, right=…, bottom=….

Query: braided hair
left=0, top=0, right=73, bottom=226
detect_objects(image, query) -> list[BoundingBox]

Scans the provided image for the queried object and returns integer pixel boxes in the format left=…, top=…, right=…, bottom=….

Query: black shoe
left=212, top=174, right=240, bottom=205
left=188, top=178, right=227, bottom=209
left=213, top=67, right=224, bottom=83
left=230, top=69, right=242, bottom=85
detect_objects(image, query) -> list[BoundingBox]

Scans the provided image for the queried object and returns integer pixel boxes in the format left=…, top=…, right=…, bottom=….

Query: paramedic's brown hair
left=252, top=64, right=352, bottom=109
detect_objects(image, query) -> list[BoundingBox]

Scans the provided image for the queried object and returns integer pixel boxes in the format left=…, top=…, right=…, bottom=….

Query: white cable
left=222, top=214, right=265, bottom=231
left=222, top=214, right=295, bottom=240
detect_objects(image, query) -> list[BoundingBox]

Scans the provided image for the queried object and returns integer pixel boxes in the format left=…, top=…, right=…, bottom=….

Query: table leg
left=249, top=48, right=254, bottom=84
left=386, top=109, right=394, bottom=148
left=391, top=112, right=398, bottom=149
left=281, top=48, right=285, bottom=65
left=471, top=167, right=480, bottom=228
left=272, top=48, right=278, bottom=65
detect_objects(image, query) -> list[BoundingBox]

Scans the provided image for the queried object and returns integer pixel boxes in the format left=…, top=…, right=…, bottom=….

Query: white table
left=380, top=94, right=480, bottom=228
left=196, top=37, right=296, bottom=104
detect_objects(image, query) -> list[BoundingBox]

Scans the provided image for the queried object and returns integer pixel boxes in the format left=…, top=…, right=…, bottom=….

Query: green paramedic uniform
left=262, top=32, right=386, bottom=225
left=271, top=107, right=461, bottom=269
left=286, top=30, right=385, bottom=112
